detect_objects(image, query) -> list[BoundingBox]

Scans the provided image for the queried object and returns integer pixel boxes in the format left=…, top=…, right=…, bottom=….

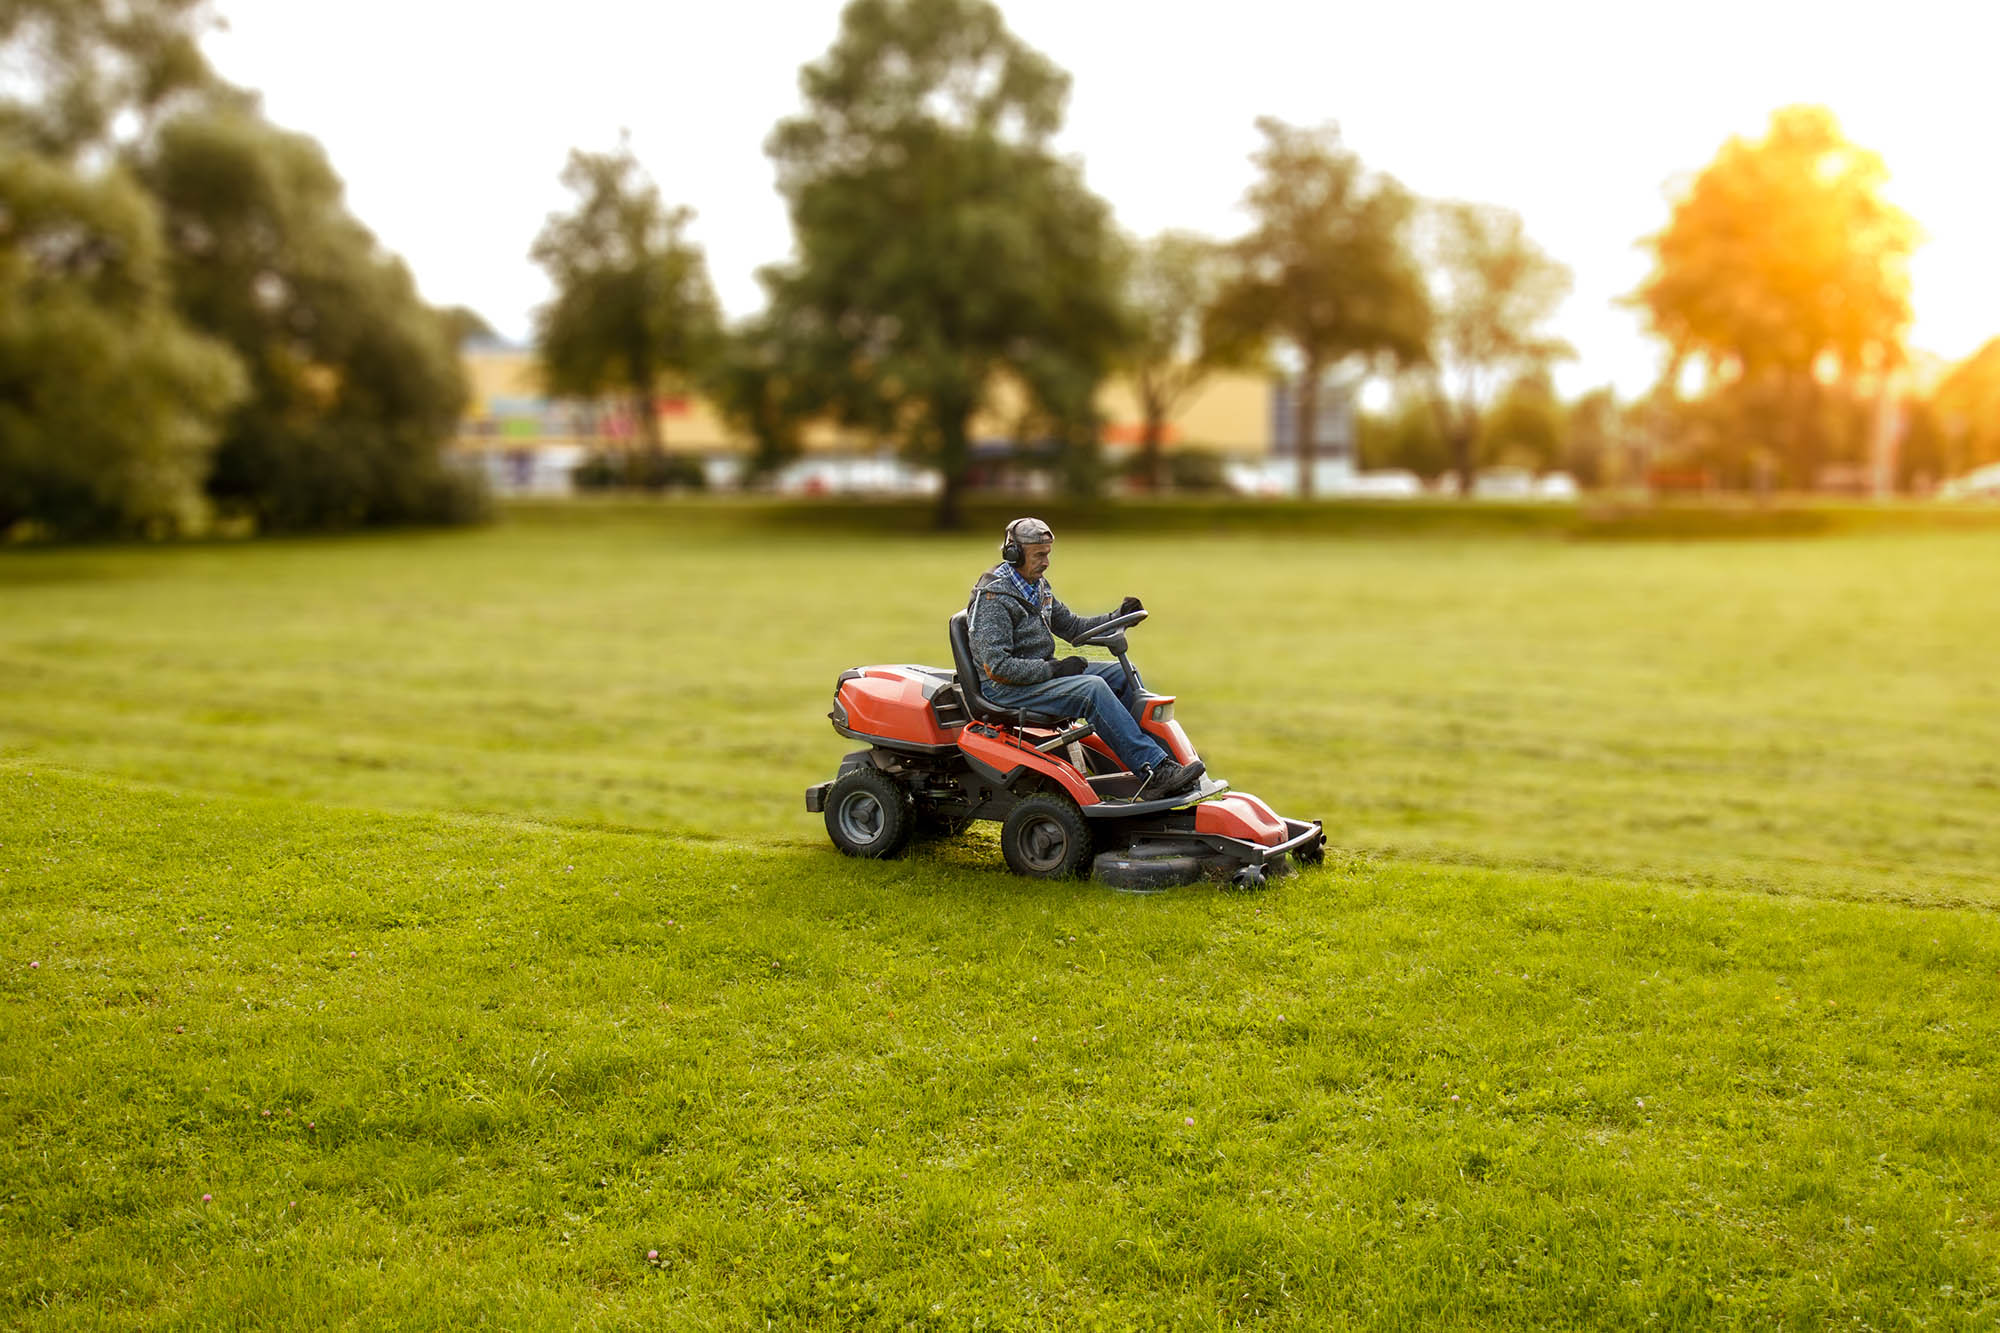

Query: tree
left=530, top=136, right=720, bottom=455
left=438, top=305, right=496, bottom=346
left=702, top=316, right=817, bottom=479
left=1482, top=368, right=1566, bottom=474
left=1421, top=200, right=1572, bottom=495
left=1931, top=338, right=2000, bottom=478
left=1356, top=388, right=1449, bottom=480
left=1562, top=386, right=1622, bottom=489
left=0, top=147, right=243, bottom=536
left=143, top=112, right=480, bottom=530
left=1208, top=118, right=1429, bottom=498
left=4, top=2, right=482, bottom=536
left=763, top=0, right=1129, bottom=527
left=0, top=0, right=229, bottom=158
left=1632, top=105, right=1917, bottom=487
left=1122, top=230, right=1233, bottom=490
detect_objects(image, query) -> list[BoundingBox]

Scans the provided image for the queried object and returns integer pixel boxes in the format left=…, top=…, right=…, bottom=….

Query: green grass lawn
left=4, top=500, right=1998, bottom=1327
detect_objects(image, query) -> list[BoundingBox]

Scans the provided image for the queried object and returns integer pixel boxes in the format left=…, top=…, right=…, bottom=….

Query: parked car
left=770, top=456, right=941, bottom=496
left=1937, top=462, right=2000, bottom=500
left=1432, top=468, right=1579, bottom=500
left=1221, top=459, right=1425, bottom=498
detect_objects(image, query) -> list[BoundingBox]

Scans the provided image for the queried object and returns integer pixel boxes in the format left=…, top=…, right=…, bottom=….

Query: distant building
left=450, top=340, right=1320, bottom=494
left=1268, top=375, right=1357, bottom=463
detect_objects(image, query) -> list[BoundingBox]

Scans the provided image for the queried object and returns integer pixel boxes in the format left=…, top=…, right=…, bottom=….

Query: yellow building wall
left=1095, top=375, right=1271, bottom=452
left=454, top=348, right=1273, bottom=456
left=964, top=370, right=1271, bottom=453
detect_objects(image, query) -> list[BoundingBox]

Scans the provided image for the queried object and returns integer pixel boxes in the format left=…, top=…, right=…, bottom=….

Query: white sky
left=205, top=0, right=1999, bottom=398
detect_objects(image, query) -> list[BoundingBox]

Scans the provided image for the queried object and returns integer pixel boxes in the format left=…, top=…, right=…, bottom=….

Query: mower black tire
left=1229, top=865, right=1268, bottom=892
left=1092, top=851, right=1203, bottom=893
left=824, top=766, right=913, bottom=859
left=1000, top=793, right=1093, bottom=879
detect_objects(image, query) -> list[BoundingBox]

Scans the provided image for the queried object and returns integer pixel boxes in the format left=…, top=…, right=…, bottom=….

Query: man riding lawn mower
left=804, top=517, right=1325, bottom=890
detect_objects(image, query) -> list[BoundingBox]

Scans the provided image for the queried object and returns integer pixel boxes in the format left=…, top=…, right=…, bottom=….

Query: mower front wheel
left=825, top=766, right=913, bottom=859
left=1001, top=794, right=1093, bottom=879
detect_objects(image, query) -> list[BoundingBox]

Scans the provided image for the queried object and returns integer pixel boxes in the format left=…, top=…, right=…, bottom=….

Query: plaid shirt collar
left=1002, top=562, right=1046, bottom=607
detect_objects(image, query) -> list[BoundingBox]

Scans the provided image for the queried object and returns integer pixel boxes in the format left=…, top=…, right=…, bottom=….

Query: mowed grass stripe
left=4, top=504, right=1999, bottom=908
left=4, top=765, right=1996, bottom=1327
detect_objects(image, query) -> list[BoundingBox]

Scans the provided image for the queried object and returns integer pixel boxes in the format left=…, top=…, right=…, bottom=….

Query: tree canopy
left=0, top=0, right=228, bottom=157
left=1633, top=106, right=1917, bottom=487
left=762, top=0, right=1129, bottom=526
left=1636, top=106, right=1915, bottom=384
left=700, top=316, right=822, bottom=480
left=1, top=0, right=484, bottom=537
left=143, top=111, right=478, bottom=530
left=1121, top=230, right=1234, bottom=490
left=1208, top=118, right=1429, bottom=497
left=1930, top=338, right=2000, bottom=477
left=1422, top=200, right=1572, bottom=493
left=0, top=147, right=243, bottom=536
left=530, top=136, right=720, bottom=452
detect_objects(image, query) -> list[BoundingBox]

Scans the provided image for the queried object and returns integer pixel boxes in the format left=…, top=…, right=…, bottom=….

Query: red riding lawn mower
left=805, top=609, right=1325, bottom=890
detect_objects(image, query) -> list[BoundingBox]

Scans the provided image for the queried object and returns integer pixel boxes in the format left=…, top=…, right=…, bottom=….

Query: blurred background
left=5, top=0, right=2000, bottom=540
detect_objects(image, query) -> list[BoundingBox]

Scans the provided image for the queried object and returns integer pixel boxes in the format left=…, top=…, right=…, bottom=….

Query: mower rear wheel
left=825, top=766, right=913, bottom=859
left=1000, top=794, right=1093, bottom=879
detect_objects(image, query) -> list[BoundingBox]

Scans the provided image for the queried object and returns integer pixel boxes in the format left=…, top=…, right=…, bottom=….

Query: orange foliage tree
left=1930, top=339, right=2000, bottom=477
left=1632, top=106, right=1918, bottom=487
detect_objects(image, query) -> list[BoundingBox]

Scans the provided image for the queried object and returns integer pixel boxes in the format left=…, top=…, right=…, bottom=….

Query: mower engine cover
left=829, top=665, right=964, bottom=749
left=1193, top=793, right=1288, bottom=845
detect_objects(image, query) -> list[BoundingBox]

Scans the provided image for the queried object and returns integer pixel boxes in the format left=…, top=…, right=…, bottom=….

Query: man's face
left=1019, top=541, right=1052, bottom=581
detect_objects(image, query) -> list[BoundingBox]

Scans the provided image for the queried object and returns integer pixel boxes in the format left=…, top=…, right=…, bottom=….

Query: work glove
left=1118, top=596, right=1144, bottom=616
left=1050, top=656, right=1088, bottom=678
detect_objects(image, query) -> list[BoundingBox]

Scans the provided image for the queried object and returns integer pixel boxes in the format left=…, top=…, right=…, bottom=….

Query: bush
left=572, top=450, right=707, bottom=492
left=1122, top=448, right=1227, bottom=493
left=411, top=465, right=494, bottom=526
left=628, top=450, right=708, bottom=491
left=571, top=453, right=623, bottom=491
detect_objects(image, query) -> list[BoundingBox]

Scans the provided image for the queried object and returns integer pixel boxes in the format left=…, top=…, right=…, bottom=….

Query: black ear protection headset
left=1000, top=517, right=1051, bottom=569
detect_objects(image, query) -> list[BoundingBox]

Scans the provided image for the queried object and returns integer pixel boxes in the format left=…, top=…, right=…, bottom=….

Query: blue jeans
left=983, top=660, right=1167, bottom=775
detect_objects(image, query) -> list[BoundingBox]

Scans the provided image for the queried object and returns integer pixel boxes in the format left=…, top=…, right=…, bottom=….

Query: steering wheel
left=1073, top=608, right=1147, bottom=650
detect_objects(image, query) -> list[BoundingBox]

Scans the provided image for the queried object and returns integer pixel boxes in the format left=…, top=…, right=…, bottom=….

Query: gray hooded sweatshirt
left=966, top=565, right=1116, bottom=687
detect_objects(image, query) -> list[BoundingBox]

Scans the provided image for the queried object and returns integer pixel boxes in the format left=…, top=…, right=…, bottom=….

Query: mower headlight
left=1149, top=700, right=1174, bottom=722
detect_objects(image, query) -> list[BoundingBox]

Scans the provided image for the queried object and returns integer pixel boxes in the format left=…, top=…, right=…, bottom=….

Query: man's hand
left=1051, top=656, right=1088, bottom=678
left=1118, top=596, right=1143, bottom=616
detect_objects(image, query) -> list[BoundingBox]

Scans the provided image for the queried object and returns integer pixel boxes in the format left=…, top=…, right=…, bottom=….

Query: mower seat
left=948, top=611, right=1073, bottom=731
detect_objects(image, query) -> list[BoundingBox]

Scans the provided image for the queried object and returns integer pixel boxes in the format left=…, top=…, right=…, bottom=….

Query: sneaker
left=1136, top=757, right=1205, bottom=800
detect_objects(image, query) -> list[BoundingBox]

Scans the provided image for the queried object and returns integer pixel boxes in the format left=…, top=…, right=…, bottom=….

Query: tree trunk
left=1139, top=409, right=1165, bottom=492
left=1800, top=370, right=1822, bottom=492
left=1294, top=359, right=1319, bottom=500
left=628, top=341, right=662, bottom=455
left=634, top=389, right=661, bottom=453
left=1453, top=368, right=1479, bottom=499
left=1782, top=368, right=1811, bottom=490
left=934, top=461, right=964, bottom=530
left=1452, top=417, right=1476, bottom=499
left=933, top=406, right=969, bottom=530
